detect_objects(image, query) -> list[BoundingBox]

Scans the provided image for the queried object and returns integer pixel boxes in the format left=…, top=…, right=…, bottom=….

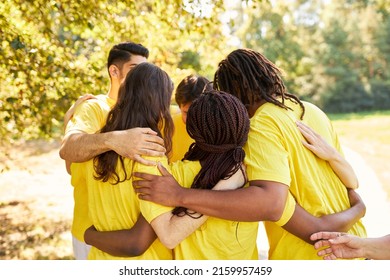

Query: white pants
left=72, top=235, right=92, bottom=260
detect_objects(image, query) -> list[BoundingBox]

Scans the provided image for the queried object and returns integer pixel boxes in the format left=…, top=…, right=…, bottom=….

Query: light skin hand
left=297, top=121, right=358, bottom=189
left=63, top=94, right=96, bottom=131
left=106, top=128, right=166, bottom=166
left=310, top=232, right=390, bottom=260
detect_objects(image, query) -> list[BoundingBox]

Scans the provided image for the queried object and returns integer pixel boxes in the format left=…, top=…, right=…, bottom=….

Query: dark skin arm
left=84, top=214, right=157, bottom=257
left=283, top=189, right=365, bottom=244
left=133, top=164, right=365, bottom=245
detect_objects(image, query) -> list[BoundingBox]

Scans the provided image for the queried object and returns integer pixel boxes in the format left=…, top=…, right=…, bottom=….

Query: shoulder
left=170, top=160, right=201, bottom=187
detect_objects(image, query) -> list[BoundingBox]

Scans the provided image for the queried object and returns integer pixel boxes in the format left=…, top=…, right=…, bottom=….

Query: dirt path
left=1, top=140, right=390, bottom=260
left=0, top=140, right=73, bottom=259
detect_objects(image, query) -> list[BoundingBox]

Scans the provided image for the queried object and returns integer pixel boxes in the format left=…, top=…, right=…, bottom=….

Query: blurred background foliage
left=1, top=0, right=390, bottom=144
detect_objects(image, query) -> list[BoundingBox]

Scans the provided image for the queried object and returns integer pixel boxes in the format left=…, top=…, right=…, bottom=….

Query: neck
left=247, top=99, right=267, bottom=118
left=107, top=80, right=120, bottom=101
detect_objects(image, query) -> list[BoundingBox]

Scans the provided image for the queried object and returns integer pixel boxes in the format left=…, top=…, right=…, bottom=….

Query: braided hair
left=172, top=90, right=249, bottom=217
left=214, top=48, right=305, bottom=119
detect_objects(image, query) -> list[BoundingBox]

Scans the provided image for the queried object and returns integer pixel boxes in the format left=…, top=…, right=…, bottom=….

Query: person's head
left=214, top=48, right=305, bottom=118
left=95, top=62, right=174, bottom=184
left=175, top=75, right=212, bottom=124
left=173, top=90, right=249, bottom=217
left=107, top=42, right=149, bottom=83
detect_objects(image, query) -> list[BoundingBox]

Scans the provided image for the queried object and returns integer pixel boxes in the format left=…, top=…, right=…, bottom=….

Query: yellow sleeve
left=275, top=192, right=296, bottom=226
left=65, top=100, right=106, bottom=135
left=244, top=114, right=291, bottom=185
left=134, top=156, right=174, bottom=223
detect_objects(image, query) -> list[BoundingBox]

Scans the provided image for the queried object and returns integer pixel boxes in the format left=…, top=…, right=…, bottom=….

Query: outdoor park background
left=1, top=0, right=390, bottom=259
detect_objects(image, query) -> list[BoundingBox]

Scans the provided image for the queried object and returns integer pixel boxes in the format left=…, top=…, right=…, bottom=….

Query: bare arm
left=84, top=214, right=157, bottom=257
left=59, top=128, right=166, bottom=166
left=297, top=121, right=358, bottom=189
left=133, top=165, right=365, bottom=245
left=283, top=189, right=366, bottom=244
left=133, top=164, right=287, bottom=222
left=149, top=165, right=246, bottom=249
left=310, top=232, right=390, bottom=260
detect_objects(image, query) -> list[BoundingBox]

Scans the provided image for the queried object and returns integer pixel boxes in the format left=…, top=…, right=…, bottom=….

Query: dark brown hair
left=214, top=48, right=305, bottom=118
left=172, top=90, right=249, bottom=217
left=175, top=74, right=212, bottom=107
left=94, top=62, right=174, bottom=184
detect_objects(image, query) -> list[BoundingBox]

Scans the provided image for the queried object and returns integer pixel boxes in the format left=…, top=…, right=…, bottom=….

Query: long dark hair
left=214, top=48, right=305, bottom=119
left=94, top=62, right=174, bottom=184
left=172, top=90, right=249, bottom=217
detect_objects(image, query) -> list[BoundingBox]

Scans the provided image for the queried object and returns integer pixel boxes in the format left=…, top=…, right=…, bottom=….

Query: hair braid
left=172, top=90, right=249, bottom=217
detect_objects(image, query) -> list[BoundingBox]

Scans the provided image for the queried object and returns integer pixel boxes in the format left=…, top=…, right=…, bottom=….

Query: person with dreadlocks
left=132, top=48, right=367, bottom=260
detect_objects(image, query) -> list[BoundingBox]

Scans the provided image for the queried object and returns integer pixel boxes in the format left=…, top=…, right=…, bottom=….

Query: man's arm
left=59, top=128, right=166, bottom=165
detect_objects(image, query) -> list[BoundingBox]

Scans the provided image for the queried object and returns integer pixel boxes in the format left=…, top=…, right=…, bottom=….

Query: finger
left=323, top=253, right=337, bottom=260
left=145, top=134, right=165, bottom=147
left=138, top=127, right=158, bottom=136
left=140, top=144, right=166, bottom=154
left=297, top=126, right=316, bottom=145
left=133, top=171, right=159, bottom=181
left=329, top=235, right=348, bottom=245
left=133, top=154, right=158, bottom=166
left=157, top=162, right=170, bottom=176
left=314, top=240, right=330, bottom=250
left=138, top=194, right=152, bottom=201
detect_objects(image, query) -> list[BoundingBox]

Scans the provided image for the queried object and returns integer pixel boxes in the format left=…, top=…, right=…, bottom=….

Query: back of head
left=186, top=89, right=249, bottom=154
left=175, top=75, right=212, bottom=107
left=172, top=89, right=249, bottom=216
left=107, top=42, right=149, bottom=72
left=96, top=62, right=174, bottom=184
left=112, top=62, right=173, bottom=141
left=214, top=48, right=305, bottom=118
left=214, top=48, right=286, bottom=105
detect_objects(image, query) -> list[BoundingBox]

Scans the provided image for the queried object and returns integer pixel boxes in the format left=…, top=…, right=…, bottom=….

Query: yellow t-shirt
left=244, top=100, right=367, bottom=260
left=66, top=94, right=115, bottom=242
left=170, top=112, right=194, bottom=162
left=71, top=157, right=173, bottom=260
left=141, top=160, right=259, bottom=260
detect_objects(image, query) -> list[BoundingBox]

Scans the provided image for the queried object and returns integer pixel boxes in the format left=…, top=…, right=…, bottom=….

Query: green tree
left=0, top=0, right=228, bottom=144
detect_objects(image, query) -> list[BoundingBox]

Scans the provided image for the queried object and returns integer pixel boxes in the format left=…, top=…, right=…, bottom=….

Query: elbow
left=120, top=243, right=149, bottom=257
left=267, top=200, right=286, bottom=222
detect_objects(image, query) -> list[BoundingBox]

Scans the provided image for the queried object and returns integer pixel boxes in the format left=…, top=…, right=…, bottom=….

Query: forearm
left=176, top=185, right=286, bottom=222
left=151, top=213, right=207, bottom=249
left=283, top=202, right=365, bottom=245
left=84, top=216, right=157, bottom=257
left=365, top=235, right=390, bottom=260
left=328, top=153, right=358, bottom=189
left=59, top=132, right=111, bottom=162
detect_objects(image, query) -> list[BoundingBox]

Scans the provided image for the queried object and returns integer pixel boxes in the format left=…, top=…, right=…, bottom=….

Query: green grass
left=328, top=110, right=390, bottom=198
left=328, top=110, right=390, bottom=121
